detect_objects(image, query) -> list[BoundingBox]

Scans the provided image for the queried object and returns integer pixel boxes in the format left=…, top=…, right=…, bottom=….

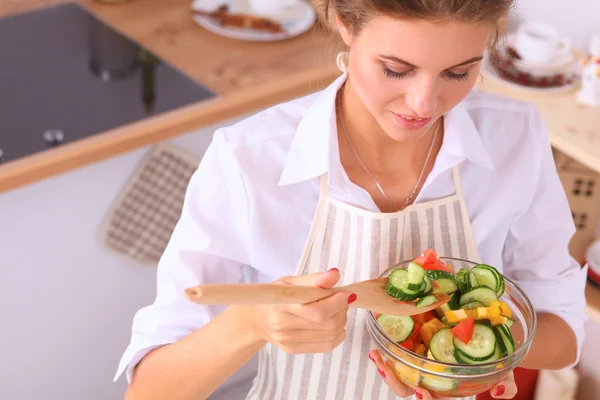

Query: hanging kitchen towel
left=100, top=144, right=200, bottom=266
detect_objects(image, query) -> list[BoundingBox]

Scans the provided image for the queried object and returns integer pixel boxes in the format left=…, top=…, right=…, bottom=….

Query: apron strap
left=294, top=174, right=330, bottom=275
left=451, top=166, right=464, bottom=199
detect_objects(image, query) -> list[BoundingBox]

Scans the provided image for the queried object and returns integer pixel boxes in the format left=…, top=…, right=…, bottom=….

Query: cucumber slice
left=459, top=286, right=498, bottom=307
left=422, top=275, right=433, bottom=296
left=461, top=300, right=485, bottom=310
left=376, top=314, right=415, bottom=343
left=432, top=278, right=459, bottom=295
left=444, top=291, right=461, bottom=310
left=429, top=328, right=458, bottom=363
left=468, top=272, right=480, bottom=289
left=505, top=318, right=515, bottom=328
left=497, top=324, right=515, bottom=355
left=426, top=270, right=459, bottom=295
left=421, top=375, right=458, bottom=392
left=416, top=295, right=438, bottom=308
left=386, top=269, right=420, bottom=301
left=492, top=326, right=509, bottom=358
left=496, top=278, right=506, bottom=298
left=407, top=262, right=426, bottom=291
left=456, top=268, right=471, bottom=294
left=434, top=290, right=458, bottom=318
left=425, top=270, right=455, bottom=281
left=453, top=324, right=497, bottom=361
left=471, top=264, right=505, bottom=298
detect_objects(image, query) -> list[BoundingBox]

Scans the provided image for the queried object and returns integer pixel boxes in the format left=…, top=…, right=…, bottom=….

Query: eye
left=443, top=70, right=472, bottom=82
left=383, top=66, right=414, bottom=80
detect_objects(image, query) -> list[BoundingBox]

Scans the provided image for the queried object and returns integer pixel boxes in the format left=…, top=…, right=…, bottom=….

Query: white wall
left=511, top=0, right=600, bottom=51
left=0, top=116, right=252, bottom=400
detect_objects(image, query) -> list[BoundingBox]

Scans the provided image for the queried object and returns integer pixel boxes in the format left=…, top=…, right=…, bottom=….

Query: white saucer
left=481, top=55, right=581, bottom=94
left=498, top=33, right=577, bottom=76
left=191, top=0, right=317, bottom=42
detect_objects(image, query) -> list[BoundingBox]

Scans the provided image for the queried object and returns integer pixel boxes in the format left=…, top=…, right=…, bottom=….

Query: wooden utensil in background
left=184, top=278, right=450, bottom=316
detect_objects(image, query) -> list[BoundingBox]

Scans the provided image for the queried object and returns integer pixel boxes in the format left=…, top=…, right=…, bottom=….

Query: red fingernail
left=348, top=293, right=357, bottom=304
left=378, top=367, right=386, bottom=378
left=494, top=385, right=505, bottom=396
left=414, top=390, right=423, bottom=399
left=368, top=353, right=375, bottom=362
left=328, top=268, right=339, bottom=273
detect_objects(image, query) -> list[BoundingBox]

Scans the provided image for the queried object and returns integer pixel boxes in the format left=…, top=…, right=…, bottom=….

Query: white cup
left=515, top=22, right=571, bottom=64
left=247, top=0, right=300, bottom=17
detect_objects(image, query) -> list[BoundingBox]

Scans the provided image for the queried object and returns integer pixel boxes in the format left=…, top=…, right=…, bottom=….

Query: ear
left=336, top=15, right=352, bottom=46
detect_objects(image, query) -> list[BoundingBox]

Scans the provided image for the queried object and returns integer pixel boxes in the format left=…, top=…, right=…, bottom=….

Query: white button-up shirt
left=115, top=73, right=588, bottom=383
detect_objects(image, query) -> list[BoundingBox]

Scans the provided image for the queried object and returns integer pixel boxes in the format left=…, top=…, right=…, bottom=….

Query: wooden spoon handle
left=184, top=284, right=335, bottom=305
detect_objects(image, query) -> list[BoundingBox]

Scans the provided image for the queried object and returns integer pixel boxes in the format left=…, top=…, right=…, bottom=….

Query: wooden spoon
left=184, top=278, right=450, bottom=316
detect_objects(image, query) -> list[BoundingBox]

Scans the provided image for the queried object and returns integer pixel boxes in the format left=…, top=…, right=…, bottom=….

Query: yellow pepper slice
left=498, top=301, right=512, bottom=318
left=444, top=309, right=477, bottom=323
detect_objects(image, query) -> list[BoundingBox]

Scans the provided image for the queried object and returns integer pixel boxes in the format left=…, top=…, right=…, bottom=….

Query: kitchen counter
left=0, top=0, right=340, bottom=193
left=478, top=76, right=600, bottom=175
left=1, top=1, right=599, bottom=191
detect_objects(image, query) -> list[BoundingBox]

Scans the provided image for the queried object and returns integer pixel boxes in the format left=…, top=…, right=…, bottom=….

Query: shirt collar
left=278, top=73, right=345, bottom=186
left=278, top=74, right=495, bottom=186
left=442, top=98, right=496, bottom=171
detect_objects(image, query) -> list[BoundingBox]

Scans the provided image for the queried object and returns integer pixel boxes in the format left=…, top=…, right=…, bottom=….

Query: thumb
left=285, top=268, right=341, bottom=289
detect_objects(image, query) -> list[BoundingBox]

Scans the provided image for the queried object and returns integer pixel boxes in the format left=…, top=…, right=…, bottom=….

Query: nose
left=405, top=76, right=438, bottom=118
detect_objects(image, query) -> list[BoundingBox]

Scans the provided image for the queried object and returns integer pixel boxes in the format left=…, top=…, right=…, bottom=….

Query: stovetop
left=0, top=3, right=216, bottom=164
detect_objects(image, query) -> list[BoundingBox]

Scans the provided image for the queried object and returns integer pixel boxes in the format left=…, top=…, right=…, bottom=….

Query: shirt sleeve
left=114, top=129, right=253, bottom=382
left=502, top=107, right=588, bottom=370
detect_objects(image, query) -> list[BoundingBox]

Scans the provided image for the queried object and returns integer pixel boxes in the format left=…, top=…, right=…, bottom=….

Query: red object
left=378, top=368, right=386, bottom=378
left=476, top=368, right=540, bottom=400
left=494, top=385, right=506, bottom=396
left=414, top=390, right=423, bottom=399
left=413, top=249, right=438, bottom=265
left=328, top=268, right=339, bottom=273
left=410, top=323, right=423, bottom=340
left=347, top=293, right=357, bottom=304
left=422, top=261, right=450, bottom=271
left=413, top=248, right=452, bottom=272
left=451, top=318, right=475, bottom=344
left=412, top=311, right=437, bottom=324
left=400, top=339, right=414, bottom=350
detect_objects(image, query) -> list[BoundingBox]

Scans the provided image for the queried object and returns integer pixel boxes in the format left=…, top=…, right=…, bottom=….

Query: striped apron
left=245, top=166, right=481, bottom=400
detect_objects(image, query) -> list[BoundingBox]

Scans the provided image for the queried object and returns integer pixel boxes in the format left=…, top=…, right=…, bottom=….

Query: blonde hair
left=312, top=0, right=513, bottom=50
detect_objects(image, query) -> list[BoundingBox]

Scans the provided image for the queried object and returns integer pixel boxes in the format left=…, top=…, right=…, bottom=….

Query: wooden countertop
left=0, top=0, right=340, bottom=193
left=479, top=76, right=600, bottom=175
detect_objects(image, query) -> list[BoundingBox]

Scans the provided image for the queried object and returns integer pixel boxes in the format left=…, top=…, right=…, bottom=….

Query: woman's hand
left=247, top=268, right=355, bottom=354
left=369, top=349, right=518, bottom=399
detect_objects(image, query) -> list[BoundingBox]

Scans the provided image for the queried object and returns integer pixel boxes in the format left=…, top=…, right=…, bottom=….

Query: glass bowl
left=366, top=257, right=537, bottom=398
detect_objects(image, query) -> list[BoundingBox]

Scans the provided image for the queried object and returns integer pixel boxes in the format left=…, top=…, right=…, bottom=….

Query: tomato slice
left=413, top=248, right=439, bottom=266
left=408, top=323, right=423, bottom=342
left=451, top=317, right=475, bottom=344
left=399, top=339, right=414, bottom=350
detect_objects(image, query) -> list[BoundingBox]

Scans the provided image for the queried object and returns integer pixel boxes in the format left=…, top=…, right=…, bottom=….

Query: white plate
left=499, top=33, right=577, bottom=76
left=191, top=0, right=317, bottom=42
left=481, top=55, right=581, bottom=94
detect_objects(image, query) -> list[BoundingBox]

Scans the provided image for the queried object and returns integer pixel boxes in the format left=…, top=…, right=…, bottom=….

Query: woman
left=115, top=0, right=588, bottom=399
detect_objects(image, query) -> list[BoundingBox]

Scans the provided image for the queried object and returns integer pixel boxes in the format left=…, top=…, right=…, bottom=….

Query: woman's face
left=339, top=16, right=492, bottom=141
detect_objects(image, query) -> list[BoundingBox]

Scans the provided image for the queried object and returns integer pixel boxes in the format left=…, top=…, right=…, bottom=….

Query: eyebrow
left=380, top=55, right=484, bottom=69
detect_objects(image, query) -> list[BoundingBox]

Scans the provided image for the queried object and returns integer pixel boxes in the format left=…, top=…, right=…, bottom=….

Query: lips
left=392, top=113, right=432, bottom=130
